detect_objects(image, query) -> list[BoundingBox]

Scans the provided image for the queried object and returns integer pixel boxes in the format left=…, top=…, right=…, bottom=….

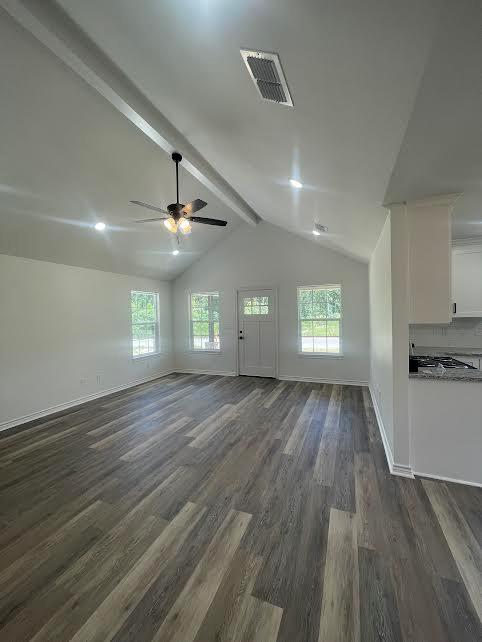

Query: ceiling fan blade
left=182, top=199, right=207, bottom=216
left=134, top=217, right=167, bottom=223
left=130, top=200, right=168, bottom=215
left=190, top=216, right=227, bottom=227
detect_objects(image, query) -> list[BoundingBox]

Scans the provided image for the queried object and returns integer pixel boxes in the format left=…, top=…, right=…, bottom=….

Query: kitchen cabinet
left=408, top=196, right=455, bottom=324
left=452, top=245, right=482, bottom=317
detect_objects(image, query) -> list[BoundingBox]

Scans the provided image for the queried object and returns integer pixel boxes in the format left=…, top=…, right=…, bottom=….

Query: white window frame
left=189, top=291, right=221, bottom=352
left=297, top=284, right=343, bottom=357
left=130, top=290, right=160, bottom=359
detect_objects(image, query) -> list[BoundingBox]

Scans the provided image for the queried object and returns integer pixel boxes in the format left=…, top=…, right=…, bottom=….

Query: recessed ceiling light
left=172, top=249, right=179, bottom=256
left=312, top=229, right=321, bottom=236
left=94, top=222, right=106, bottom=231
left=289, top=178, right=303, bottom=189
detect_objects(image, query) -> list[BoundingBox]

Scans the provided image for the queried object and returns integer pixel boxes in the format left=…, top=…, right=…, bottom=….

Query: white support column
left=389, top=205, right=412, bottom=475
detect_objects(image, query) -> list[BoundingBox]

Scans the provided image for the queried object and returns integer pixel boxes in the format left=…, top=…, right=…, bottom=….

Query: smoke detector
left=240, top=50, right=293, bottom=107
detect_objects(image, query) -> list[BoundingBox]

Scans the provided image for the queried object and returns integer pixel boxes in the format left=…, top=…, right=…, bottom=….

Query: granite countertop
left=410, top=367, right=482, bottom=382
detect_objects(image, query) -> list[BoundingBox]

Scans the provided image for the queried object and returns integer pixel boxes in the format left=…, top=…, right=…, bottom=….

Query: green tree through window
left=298, top=286, right=341, bottom=353
left=190, top=292, right=220, bottom=350
left=131, top=291, right=159, bottom=356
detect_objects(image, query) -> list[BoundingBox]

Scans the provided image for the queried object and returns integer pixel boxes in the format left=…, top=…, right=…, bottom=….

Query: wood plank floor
left=0, top=373, right=481, bottom=641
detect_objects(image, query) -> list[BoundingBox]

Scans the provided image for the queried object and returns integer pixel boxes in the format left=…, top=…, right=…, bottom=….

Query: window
left=243, top=296, right=269, bottom=315
left=131, top=291, right=160, bottom=357
left=298, top=285, right=341, bottom=354
left=190, top=292, right=220, bottom=351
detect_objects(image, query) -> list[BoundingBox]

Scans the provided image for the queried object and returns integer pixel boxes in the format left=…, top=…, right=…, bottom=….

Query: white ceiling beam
left=1, top=0, right=260, bottom=226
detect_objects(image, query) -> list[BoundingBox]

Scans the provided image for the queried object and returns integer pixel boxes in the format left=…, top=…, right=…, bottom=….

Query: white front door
left=238, top=289, right=276, bottom=378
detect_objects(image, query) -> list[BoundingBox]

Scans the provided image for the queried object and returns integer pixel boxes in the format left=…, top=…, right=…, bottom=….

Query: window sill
left=297, top=352, right=344, bottom=358
left=131, top=352, right=162, bottom=361
left=188, top=349, right=223, bottom=355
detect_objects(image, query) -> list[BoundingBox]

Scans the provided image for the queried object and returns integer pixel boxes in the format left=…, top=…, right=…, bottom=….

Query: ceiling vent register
left=240, top=50, right=293, bottom=107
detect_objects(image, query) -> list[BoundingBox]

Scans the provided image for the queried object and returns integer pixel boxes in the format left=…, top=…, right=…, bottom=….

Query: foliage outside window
left=131, top=291, right=159, bottom=357
left=298, top=285, right=341, bottom=354
left=190, top=292, right=220, bottom=350
left=243, top=296, right=269, bottom=315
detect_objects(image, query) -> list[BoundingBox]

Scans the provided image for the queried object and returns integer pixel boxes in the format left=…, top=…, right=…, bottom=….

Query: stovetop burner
left=410, top=355, right=476, bottom=370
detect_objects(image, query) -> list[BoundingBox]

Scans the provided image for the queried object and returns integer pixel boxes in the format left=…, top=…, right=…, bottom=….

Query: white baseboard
left=368, top=385, right=414, bottom=479
left=412, top=470, right=482, bottom=488
left=0, top=370, right=174, bottom=433
left=174, top=369, right=237, bottom=377
left=279, top=375, right=368, bottom=386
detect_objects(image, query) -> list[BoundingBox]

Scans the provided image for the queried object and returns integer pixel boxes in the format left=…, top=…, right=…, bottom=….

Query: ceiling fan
left=130, top=152, right=227, bottom=235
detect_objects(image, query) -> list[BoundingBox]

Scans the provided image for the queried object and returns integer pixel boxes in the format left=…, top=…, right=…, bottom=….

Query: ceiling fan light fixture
left=178, top=217, right=192, bottom=235
left=164, top=217, right=178, bottom=233
left=313, top=223, right=328, bottom=235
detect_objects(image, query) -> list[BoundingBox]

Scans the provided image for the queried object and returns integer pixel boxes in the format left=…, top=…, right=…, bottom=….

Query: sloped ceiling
left=384, top=0, right=482, bottom=240
left=55, top=0, right=443, bottom=262
left=1, top=0, right=481, bottom=279
left=0, top=10, right=242, bottom=280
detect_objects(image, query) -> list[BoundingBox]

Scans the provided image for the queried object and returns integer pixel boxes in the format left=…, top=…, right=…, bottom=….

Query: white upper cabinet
left=452, top=245, right=482, bottom=317
left=407, top=195, right=457, bottom=324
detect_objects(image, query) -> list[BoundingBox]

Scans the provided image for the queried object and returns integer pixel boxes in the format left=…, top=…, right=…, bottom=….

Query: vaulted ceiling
left=1, top=0, right=481, bottom=279
left=0, top=9, right=242, bottom=280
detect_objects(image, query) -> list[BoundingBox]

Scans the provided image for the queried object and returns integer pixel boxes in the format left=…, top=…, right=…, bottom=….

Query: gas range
left=409, top=355, right=477, bottom=371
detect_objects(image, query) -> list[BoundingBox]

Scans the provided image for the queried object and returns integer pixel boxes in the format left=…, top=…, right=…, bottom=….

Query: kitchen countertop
left=410, top=367, right=482, bottom=382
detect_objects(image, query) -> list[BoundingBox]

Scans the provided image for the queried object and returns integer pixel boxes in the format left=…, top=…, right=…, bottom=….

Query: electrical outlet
left=96, top=374, right=102, bottom=385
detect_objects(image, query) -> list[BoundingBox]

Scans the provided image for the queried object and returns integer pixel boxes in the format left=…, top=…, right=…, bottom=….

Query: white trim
left=412, top=471, right=482, bottom=488
left=279, top=375, right=368, bottom=386
left=0, top=370, right=174, bottom=433
left=296, top=285, right=343, bottom=356
left=369, top=385, right=415, bottom=479
left=236, top=287, right=279, bottom=379
left=131, top=352, right=161, bottom=361
left=175, top=369, right=237, bottom=377
left=130, top=290, right=160, bottom=358
left=188, top=291, right=221, bottom=352
left=407, top=193, right=462, bottom=209
left=187, top=350, right=223, bottom=355
left=297, top=353, right=344, bottom=359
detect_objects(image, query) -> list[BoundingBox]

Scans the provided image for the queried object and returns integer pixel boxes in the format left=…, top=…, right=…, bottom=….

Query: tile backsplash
left=410, top=318, right=482, bottom=350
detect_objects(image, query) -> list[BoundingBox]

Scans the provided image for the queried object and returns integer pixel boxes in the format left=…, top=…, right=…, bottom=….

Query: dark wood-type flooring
left=0, top=374, right=481, bottom=641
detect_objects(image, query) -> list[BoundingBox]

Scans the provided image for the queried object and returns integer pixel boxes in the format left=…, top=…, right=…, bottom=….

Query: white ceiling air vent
left=240, top=50, right=293, bottom=107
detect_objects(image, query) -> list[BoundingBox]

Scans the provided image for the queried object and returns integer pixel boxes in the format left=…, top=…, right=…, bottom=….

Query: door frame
left=235, top=286, right=279, bottom=379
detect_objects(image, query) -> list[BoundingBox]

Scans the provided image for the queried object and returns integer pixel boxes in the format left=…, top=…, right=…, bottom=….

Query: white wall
left=369, top=209, right=411, bottom=475
left=0, top=254, right=173, bottom=429
left=173, top=222, right=369, bottom=384
left=410, top=318, right=482, bottom=351
left=368, top=216, right=394, bottom=453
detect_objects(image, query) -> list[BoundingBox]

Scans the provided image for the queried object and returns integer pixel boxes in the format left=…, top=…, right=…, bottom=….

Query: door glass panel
left=243, top=296, right=270, bottom=315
